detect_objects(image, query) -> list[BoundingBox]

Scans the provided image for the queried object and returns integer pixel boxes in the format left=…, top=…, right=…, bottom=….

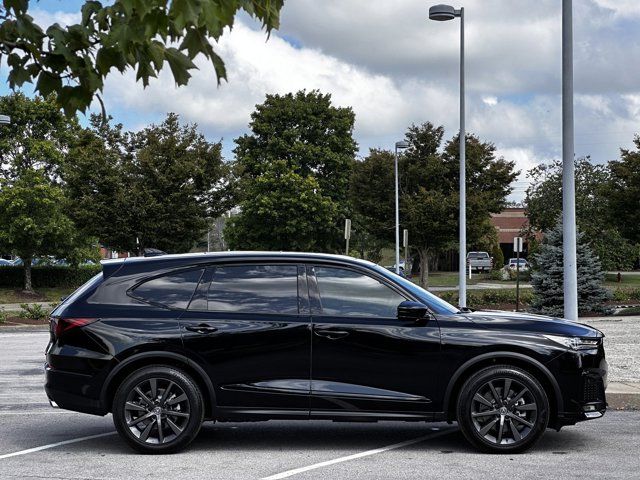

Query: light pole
left=394, top=140, right=410, bottom=274
left=562, top=0, right=578, bottom=320
left=429, top=4, right=466, bottom=307
left=0, top=114, right=10, bottom=125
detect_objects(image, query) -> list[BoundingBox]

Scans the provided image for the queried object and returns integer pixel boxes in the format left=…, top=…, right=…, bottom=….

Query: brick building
left=490, top=207, right=538, bottom=261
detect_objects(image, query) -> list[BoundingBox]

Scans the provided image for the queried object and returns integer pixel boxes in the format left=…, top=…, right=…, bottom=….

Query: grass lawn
left=604, top=273, right=640, bottom=288
left=410, top=271, right=521, bottom=287
left=0, top=287, right=76, bottom=304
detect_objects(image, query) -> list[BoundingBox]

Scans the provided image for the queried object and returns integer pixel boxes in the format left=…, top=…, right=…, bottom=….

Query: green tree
left=350, top=149, right=395, bottom=259
left=64, top=113, right=229, bottom=254
left=530, top=220, right=611, bottom=317
left=1, top=0, right=284, bottom=115
left=608, top=136, right=640, bottom=246
left=401, top=123, right=517, bottom=287
left=228, top=90, right=357, bottom=251
left=0, top=92, right=79, bottom=179
left=225, top=160, right=338, bottom=251
left=0, top=169, right=78, bottom=292
left=525, top=157, right=637, bottom=270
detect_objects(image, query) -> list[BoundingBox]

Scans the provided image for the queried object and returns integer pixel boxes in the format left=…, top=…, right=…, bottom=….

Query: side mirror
left=397, top=300, right=429, bottom=323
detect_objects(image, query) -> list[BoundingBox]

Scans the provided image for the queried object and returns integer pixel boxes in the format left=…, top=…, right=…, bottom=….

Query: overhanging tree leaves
left=0, top=0, right=284, bottom=115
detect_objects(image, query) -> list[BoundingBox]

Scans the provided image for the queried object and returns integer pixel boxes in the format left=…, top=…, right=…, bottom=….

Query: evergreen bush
left=530, top=221, right=611, bottom=317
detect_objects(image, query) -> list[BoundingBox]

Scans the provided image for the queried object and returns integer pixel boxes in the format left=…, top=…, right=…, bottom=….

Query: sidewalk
left=429, top=283, right=533, bottom=292
left=0, top=302, right=54, bottom=312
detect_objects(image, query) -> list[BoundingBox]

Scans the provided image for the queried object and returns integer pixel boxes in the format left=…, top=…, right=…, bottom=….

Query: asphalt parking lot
left=1, top=330, right=639, bottom=480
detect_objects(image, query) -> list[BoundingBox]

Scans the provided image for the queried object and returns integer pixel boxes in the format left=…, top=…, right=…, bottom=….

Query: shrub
left=612, top=288, right=640, bottom=303
left=492, top=244, right=505, bottom=270
left=19, top=303, right=49, bottom=320
left=434, top=289, right=533, bottom=309
left=0, top=311, right=7, bottom=323
left=0, top=265, right=101, bottom=289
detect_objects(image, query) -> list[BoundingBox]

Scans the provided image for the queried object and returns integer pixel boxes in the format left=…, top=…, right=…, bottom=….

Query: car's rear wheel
left=456, top=365, right=549, bottom=453
left=112, top=366, right=204, bottom=453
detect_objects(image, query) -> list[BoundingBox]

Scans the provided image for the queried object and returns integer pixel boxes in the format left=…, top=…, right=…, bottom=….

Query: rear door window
left=206, top=264, right=299, bottom=314
left=131, top=269, right=204, bottom=309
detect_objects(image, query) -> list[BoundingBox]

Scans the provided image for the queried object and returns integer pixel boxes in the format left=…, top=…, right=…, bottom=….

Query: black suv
left=45, top=252, right=607, bottom=454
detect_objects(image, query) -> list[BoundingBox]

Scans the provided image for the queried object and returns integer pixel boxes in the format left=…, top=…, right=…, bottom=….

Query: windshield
left=467, top=252, right=488, bottom=259
left=371, top=264, right=459, bottom=315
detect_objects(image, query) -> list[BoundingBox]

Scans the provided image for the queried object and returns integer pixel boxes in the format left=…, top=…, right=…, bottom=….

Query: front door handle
left=314, top=329, right=349, bottom=340
left=185, top=324, right=218, bottom=334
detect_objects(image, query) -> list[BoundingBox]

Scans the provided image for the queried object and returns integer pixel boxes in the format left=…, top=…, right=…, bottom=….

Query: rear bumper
left=44, top=365, right=107, bottom=416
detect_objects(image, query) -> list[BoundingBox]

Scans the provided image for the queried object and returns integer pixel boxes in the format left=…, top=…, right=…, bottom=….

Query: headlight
left=543, top=334, right=601, bottom=350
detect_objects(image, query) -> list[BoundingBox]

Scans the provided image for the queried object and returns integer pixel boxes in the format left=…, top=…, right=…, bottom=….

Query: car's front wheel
left=456, top=365, right=549, bottom=453
left=112, top=366, right=204, bottom=453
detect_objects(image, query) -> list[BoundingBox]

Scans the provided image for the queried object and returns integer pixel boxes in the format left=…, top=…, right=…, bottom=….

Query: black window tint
left=207, top=265, right=298, bottom=314
left=132, top=269, right=203, bottom=309
left=314, top=267, right=406, bottom=318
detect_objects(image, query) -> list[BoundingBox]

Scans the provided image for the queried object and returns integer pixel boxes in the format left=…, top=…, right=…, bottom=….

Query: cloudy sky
left=2, top=0, right=640, bottom=201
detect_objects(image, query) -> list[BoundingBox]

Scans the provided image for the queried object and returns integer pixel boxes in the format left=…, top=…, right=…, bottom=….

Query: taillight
left=50, top=317, right=98, bottom=337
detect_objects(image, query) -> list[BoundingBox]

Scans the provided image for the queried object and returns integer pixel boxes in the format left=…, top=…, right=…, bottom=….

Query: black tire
left=112, top=366, right=204, bottom=454
left=456, top=365, right=549, bottom=453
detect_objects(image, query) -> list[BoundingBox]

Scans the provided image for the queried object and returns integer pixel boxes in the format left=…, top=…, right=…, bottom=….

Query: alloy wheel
left=470, top=377, right=538, bottom=446
left=124, top=377, right=191, bottom=445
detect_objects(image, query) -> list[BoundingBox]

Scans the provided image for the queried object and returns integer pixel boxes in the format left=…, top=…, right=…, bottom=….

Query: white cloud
left=592, top=0, right=640, bottom=17
left=482, top=96, right=498, bottom=106
left=78, top=0, right=640, bottom=203
left=30, top=8, right=80, bottom=28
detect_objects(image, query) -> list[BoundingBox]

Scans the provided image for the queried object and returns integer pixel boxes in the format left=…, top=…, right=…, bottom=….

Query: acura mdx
left=45, top=252, right=607, bottom=453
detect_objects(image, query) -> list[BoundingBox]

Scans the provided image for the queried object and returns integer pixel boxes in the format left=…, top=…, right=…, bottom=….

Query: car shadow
left=54, top=420, right=592, bottom=456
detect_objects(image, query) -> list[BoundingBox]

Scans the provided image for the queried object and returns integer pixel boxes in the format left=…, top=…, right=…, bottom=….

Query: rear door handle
left=314, top=329, right=349, bottom=340
left=185, top=324, right=218, bottom=334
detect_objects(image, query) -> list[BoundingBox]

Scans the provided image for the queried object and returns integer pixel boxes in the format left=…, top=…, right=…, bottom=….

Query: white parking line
left=0, top=431, right=116, bottom=460
left=261, top=427, right=458, bottom=480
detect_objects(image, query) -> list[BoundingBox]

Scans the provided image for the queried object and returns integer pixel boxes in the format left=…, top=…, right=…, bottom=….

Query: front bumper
left=553, top=356, right=608, bottom=428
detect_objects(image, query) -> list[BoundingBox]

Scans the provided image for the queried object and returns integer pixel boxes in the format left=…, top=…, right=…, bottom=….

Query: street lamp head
left=0, top=114, right=10, bottom=125
left=429, top=4, right=460, bottom=21
left=395, top=140, right=410, bottom=150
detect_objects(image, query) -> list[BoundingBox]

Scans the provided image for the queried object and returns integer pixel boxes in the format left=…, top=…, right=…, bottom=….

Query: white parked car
left=508, top=258, right=529, bottom=271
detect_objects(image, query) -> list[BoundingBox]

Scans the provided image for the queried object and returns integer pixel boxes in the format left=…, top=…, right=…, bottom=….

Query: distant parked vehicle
left=466, top=251, right=493, bottom=272
left=0, top=258, right=13, bottom=266
left=385, top=266, right=408, bottom=278
left=508, top=258, right=529, bottom=271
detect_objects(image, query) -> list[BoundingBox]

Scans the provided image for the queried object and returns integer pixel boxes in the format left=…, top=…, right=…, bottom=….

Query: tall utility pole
left=458, top=7, right=466, bottom=308
left=394, top=141, right=410, bottom=274
left=428, top=4, right=466, bottom=308
left=562, top=0, right=578, bottom=320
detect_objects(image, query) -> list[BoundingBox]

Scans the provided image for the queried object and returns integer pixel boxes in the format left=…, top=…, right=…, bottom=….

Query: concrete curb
left=607, top=382, right=640, bottom=410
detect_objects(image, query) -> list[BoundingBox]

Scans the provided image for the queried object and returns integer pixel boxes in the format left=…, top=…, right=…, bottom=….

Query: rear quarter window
left=130, top=269, right=204, bottom=309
